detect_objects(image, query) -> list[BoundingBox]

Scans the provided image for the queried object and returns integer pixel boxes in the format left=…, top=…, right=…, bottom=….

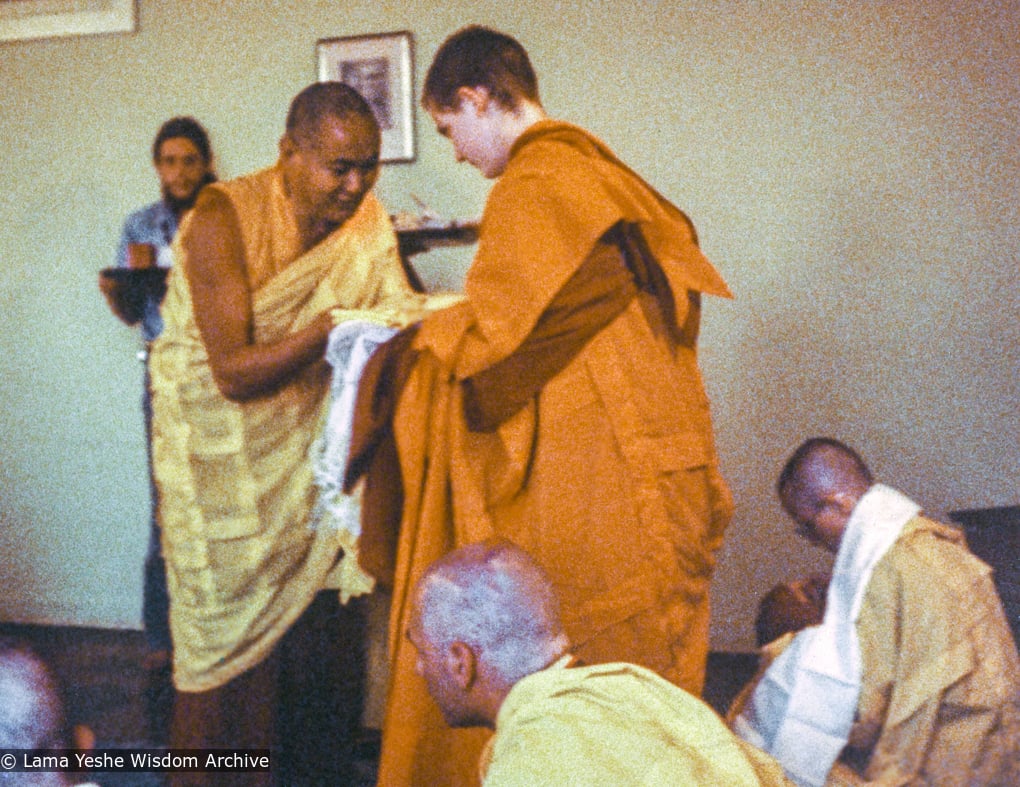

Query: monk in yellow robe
left=730, top=438, right=1020, bottom=786
left=360, top=27, right=734, bottom=786
left=405, top=540, right=792, bottom=786
left=150, top=83, right=417, bottom=785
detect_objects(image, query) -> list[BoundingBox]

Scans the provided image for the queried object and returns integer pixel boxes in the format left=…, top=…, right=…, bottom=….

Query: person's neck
left=502, top=101, right=548, bottom=149
left=297, top=217, right=339, bottom=253
left=163, top=193, right=194, bottom=221
left=486, top=645, right=570, bottom=729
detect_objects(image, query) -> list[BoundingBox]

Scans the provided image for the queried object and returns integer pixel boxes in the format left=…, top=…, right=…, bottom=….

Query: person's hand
left=798, top=572, right=831, bottom=609
left=755, top=574, right=829, bottom=646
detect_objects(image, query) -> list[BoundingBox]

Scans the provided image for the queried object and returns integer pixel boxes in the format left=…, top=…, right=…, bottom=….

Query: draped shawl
left=150, top=164, right=411, bottom=691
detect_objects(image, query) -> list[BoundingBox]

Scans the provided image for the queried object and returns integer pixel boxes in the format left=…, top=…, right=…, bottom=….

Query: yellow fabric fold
left=483, top=658, right=792, bottom=786
left=730, top=515, right=1020, bottom=785
left=150, top=164, right=413, bottom=692
left=851, top=516, right=1020, bottom=784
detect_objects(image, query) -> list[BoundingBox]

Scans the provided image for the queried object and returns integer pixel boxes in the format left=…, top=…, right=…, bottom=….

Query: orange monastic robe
left=376, top=121, right=734, bottom=786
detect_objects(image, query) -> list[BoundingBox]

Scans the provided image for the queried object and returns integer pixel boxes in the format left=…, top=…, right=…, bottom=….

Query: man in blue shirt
left=99, top=117, right=215, bottom=675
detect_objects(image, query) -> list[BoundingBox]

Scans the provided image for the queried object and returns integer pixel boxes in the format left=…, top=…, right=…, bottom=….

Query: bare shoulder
left=190, top=185, right=237, bottom=228
left=182, top=187, right=245, bottom=285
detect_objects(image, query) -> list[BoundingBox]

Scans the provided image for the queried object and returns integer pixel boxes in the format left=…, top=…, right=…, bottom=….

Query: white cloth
left=732, top=484, right=921, bottom=786
left=309, top=320, right=399, bottom=598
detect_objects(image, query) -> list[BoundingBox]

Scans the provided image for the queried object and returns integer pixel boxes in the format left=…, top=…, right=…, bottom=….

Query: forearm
left=183, top=186, right=337, bottom=401
left=209, top=311, right=333, bottom=401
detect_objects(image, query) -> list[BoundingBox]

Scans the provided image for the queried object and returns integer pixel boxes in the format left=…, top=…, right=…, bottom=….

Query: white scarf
left=308, top=320, right=399, bottom=598
left=732, top=484, right=921, bottom=786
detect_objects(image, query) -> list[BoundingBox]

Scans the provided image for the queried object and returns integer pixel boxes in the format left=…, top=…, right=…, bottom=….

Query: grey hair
left=416, top=540, right=569, bottom=685
left=0, top=640, right=70, bottom=752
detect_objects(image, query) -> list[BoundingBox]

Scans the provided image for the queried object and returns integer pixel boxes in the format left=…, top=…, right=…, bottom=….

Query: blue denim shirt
left=115, top=200, right=178, bottom=342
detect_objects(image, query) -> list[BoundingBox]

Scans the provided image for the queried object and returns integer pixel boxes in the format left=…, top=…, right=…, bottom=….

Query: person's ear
left=279, top=132, right=297, bottom=162
left=828, top=490, right=857, bottom=518
left=446, top=641, right=477, bottom=691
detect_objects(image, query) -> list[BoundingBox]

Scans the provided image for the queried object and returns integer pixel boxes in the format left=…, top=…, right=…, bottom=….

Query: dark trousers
left=142, top=363, right=172, bottom=653
left=169, top=592, right=368, bottom=787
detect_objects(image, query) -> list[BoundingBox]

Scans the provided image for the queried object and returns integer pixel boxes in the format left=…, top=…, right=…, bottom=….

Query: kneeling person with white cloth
left=730, top=437, right=1020, bottom=786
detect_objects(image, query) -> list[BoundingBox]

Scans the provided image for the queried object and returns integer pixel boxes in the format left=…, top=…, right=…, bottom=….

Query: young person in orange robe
left=360, top=26, right=735, bottom=785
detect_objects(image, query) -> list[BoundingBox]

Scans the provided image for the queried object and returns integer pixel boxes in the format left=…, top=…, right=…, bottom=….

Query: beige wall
left=1, top=1, right=1016, bottom=650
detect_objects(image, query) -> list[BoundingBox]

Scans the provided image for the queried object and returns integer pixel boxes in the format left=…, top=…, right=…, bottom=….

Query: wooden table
left=395, top=222, right=479, bottom=292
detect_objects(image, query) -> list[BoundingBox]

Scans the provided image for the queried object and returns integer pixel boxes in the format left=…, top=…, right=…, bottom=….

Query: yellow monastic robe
left=731, top=516, right=1020, bottom=786
left=482, top=657, right=792, bottom=786
left=150, top=164, right=413, bottom=692
left=377, top=121, right=734, bottom=785
left=842, top=516, right=1020, bottom=785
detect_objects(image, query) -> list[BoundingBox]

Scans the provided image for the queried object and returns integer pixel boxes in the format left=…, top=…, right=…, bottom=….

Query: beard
left=162, top=173, right=216, bottom=216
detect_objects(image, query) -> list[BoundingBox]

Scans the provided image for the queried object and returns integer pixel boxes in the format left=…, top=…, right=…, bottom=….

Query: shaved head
left=776, top=438, right=874, bottom=552
left=0, top=640, right=70, bottom=752
left=777, top=437, right=873, bottom=513
left=413, top=539, right=568, bottom=686
left=285, top=81, right=380, bottom=149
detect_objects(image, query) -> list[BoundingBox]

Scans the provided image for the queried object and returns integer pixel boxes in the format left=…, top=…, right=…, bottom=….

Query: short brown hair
left=422, top=26, right=540, bottom=111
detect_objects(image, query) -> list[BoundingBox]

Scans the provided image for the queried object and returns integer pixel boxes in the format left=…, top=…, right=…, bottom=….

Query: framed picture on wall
left=0, top=0, right=135, bottom=43
left=317, top=31, right=415, bottom=163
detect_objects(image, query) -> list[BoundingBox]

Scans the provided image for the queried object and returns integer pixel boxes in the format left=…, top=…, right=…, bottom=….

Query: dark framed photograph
left=317, top=31, right=415, bottom=163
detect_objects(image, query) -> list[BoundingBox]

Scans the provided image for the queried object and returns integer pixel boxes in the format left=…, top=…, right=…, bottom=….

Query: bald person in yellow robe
left=730, top=438, right=1020, bottom=786
left=150, top=83, right=416, bottom=785
left=407, top=540, right=792, bottom=787
left=355, top=26, right=734, bottom=786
